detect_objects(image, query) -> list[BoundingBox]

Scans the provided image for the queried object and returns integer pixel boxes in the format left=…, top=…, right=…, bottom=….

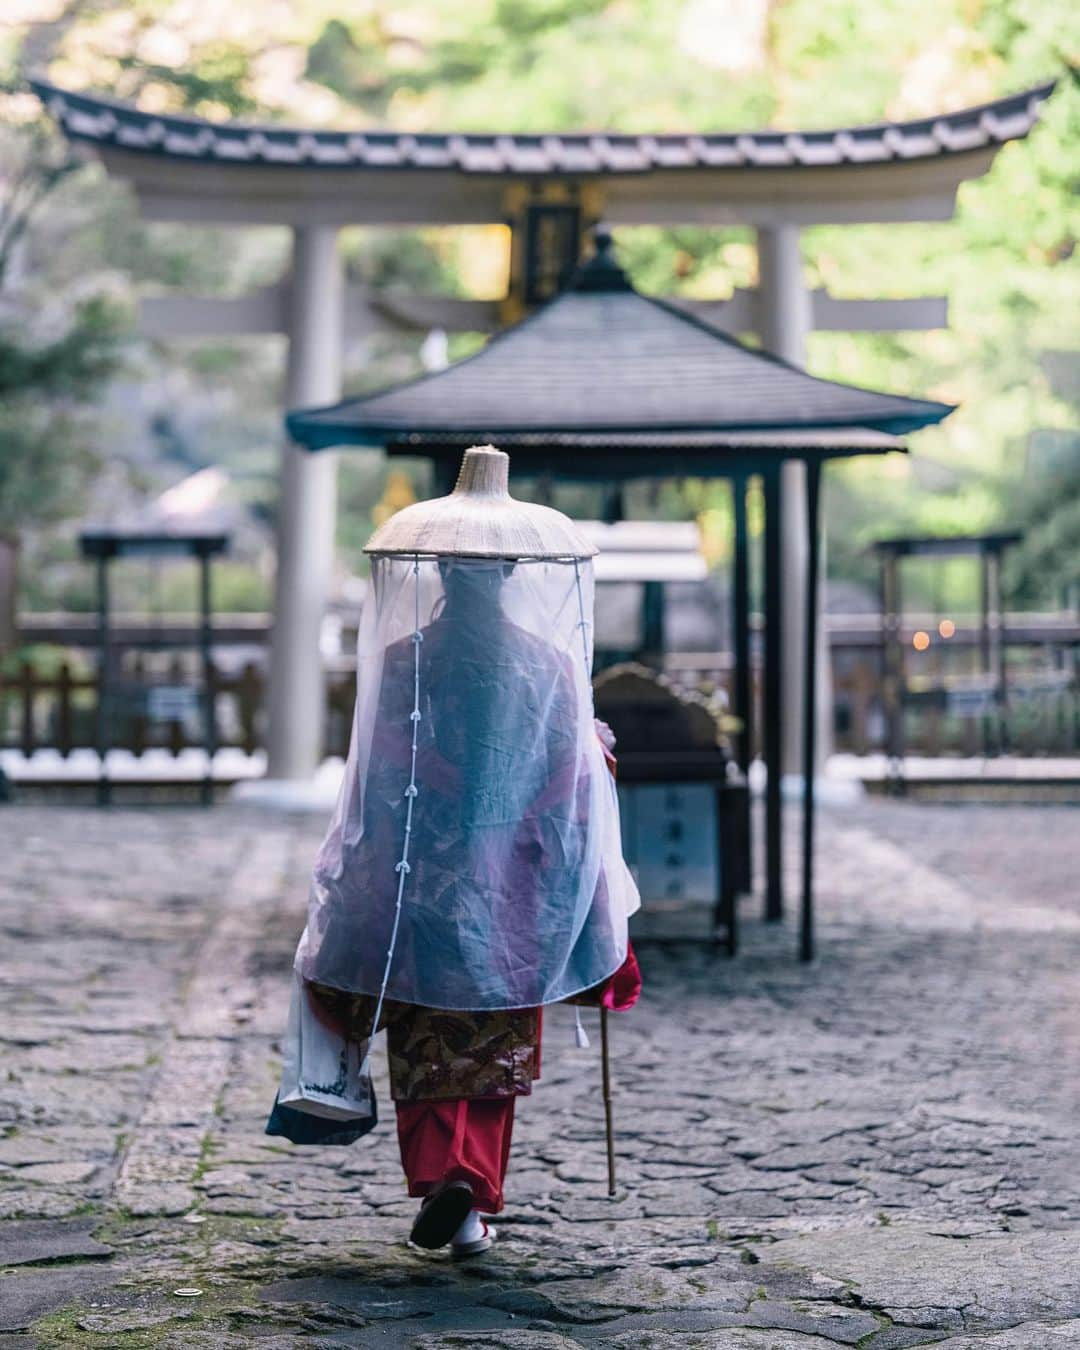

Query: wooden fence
left=0, top=655, right=369, bottom=764
left=3, top=612, right=1078, bottom=767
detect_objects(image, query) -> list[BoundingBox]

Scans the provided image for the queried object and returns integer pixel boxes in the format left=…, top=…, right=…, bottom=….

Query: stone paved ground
left=1, top=800, right=1079, bottom=1349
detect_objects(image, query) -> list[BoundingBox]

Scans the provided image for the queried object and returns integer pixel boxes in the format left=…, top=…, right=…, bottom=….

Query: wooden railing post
left=19, top=660, right=34, bottom=757
left=57, top=661, right=73, bottom=756
left=239, top=661, right=260, bottom=756
left=167, top=653, right=184, bottom=756
left=132, top=652, right=147, bottom=757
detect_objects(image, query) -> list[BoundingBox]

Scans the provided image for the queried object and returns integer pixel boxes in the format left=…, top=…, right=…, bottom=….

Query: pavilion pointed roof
left=287, top=232, right=953, bottom=470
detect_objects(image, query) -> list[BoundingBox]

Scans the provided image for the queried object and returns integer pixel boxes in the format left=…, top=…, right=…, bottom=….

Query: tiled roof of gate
left=30, top=77, right=1055, bottom=173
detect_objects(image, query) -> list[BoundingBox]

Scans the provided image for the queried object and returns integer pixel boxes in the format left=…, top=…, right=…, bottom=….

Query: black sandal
left=408, top=1180, right=475, bottom=1250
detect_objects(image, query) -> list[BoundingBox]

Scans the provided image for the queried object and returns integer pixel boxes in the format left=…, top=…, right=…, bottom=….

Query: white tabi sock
left=452, top=1209, right=485, bottom=1245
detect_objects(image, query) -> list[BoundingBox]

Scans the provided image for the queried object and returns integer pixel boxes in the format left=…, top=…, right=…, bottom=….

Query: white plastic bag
left=277, top=972, right=375, bottom=1122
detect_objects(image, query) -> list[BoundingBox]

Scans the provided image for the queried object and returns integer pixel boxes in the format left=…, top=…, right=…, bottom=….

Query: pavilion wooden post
left=800, top=461, right=823, bottom=962
left=266, top=225, right=343, bottom=781
left=981, top=544, right=1009, bottom=756
left=880, top=548, right=906, bottom=792
left=198, top=545, right=215, bottom=807
left=731, top=473, right=754, bottom=898
left=94, top=552, right=110, bottom=807
left=762, top=464, right=784, bottom=922
left=992, top=546, right=1009, bottom=753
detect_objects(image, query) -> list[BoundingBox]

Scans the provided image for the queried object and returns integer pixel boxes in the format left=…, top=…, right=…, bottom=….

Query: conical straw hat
left=364, top=446, right=598, bottom=560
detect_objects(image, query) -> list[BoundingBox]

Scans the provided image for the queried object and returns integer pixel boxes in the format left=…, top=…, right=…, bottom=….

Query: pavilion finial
left=572, top=223, right=633, bottom=294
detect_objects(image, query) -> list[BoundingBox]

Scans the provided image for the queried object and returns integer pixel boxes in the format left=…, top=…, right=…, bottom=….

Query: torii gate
left=33, top=77, right=1053, bottom=782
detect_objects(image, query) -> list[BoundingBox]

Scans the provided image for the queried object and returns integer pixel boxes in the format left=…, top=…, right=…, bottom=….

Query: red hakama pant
left=395, top=1097, right=516, bottom=1214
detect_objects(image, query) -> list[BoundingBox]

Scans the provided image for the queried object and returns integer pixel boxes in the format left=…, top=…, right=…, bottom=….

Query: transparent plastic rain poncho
left=296, top=554, right=640, bottom=1011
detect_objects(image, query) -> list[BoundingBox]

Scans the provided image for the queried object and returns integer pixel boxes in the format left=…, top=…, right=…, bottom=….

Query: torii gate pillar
left=266, top=225, right=343, bottom=780
left=757, top=224, right=831, bottom=775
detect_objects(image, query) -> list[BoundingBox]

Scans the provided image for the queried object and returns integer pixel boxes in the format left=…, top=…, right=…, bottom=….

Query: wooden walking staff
left=601, top=1006, right=616, bottom=1197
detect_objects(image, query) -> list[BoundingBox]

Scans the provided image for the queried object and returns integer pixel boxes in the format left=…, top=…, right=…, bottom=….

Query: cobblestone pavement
left=1, top=800, right=1078, bottom=1349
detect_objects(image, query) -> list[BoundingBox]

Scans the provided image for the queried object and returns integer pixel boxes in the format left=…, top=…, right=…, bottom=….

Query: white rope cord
left=572, top=557, right=592, bottom=678
left=362, top=554, right=423, bottom=1070
left=572, top=557, right=593, bottom=1051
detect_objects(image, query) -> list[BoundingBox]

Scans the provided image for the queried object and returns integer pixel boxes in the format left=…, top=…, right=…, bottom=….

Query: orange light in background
left=912, top=630, right=931, bottom=652
left=938, top=618, right=956, bottom=638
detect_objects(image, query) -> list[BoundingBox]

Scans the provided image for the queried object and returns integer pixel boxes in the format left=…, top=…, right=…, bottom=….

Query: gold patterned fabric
left=387, top=1006, right=539, bottom=1101
left=307, top=982, right=539, bottom=1103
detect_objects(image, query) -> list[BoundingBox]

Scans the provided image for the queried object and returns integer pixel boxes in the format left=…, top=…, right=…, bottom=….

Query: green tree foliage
left=0, top=120, right=127, bottom=537
left=0, top=292, right=119, bottom=400
left=0, top=115, right=81, bottom=289
left=0, top=291, right=126, bottom=535
left=1010, top=430, right=1080, bottom=604
left=6, top=0, right=1078, bottom=610
left=113, top=47, right=259, bottom=118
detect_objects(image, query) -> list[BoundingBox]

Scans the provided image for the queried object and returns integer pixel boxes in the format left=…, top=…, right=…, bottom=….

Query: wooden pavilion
left=287, top=232, right=953, bottom=958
